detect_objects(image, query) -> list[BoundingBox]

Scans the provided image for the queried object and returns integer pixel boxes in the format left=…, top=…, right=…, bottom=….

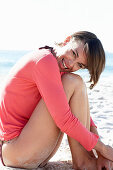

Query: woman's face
left=56, top=40, right=87, bottom=72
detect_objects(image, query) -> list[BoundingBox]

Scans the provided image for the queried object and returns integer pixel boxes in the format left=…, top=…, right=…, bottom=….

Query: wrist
left=94, top=139, right=105, bottom=154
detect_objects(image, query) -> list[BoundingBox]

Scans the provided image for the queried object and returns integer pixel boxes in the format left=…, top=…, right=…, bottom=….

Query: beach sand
left=0, top=76, right=113, bottom=169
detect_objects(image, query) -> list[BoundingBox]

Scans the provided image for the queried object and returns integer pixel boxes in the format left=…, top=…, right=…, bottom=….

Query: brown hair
left=59, top=31, right=105, bottom=89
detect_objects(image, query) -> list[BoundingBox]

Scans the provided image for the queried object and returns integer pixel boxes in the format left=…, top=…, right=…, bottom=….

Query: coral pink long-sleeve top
left=0, top=49, right=98, bottom=151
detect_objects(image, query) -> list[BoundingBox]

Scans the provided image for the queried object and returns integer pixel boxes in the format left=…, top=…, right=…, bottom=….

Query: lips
left=62, top=59, right=68, bottom=69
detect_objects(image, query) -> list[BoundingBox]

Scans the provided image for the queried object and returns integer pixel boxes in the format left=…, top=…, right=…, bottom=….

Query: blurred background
left=0, top=0, right=113, bottom=79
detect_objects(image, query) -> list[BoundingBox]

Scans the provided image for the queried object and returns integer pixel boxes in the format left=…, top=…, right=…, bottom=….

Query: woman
left=0, top=31, right=113, bottom=169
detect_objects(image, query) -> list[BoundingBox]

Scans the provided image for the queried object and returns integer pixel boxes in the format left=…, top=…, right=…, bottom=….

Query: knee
left=61, top=73, right=86, bottom=92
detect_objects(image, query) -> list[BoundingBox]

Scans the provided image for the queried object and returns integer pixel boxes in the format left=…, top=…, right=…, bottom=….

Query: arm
left=91, top=126, right=113, bottom=163
left=32, top=53, right=99, bottom=151
left=90, top=117, right=97, bottom=128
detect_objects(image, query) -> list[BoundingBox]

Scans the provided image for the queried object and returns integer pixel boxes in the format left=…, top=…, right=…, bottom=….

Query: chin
left=61, top=69, right=72, bottom=72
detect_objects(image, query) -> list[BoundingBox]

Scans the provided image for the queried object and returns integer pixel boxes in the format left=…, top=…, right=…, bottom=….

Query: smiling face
left=56, top=40, right=87, bottom=72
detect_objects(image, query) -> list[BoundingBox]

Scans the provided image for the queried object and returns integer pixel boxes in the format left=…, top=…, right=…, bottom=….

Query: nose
left=68, top=58, right=76, bottom=67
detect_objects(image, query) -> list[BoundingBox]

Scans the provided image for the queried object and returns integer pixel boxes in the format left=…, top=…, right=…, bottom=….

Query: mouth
left=62, top=58, right=68, bottom=69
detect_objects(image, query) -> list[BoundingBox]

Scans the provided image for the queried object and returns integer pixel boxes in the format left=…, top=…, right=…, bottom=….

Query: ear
left=63, top=36, right=72, bottom=46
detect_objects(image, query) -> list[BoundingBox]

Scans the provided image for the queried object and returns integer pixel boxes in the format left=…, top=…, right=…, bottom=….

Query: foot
left=72, top=149, right=97, bottom=170
left=73, top=157, right=97, bottom=170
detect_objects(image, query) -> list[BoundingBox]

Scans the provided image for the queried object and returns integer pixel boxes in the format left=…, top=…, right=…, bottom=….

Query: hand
left=101, top=145, right=113, bottom=162
left=73, top=158, right=97, bottom=170
left=72, top=152, right=97, bottom=170
left=97, top=154, right=113, bottom=170
left=94, top=140, right=113, bottom=162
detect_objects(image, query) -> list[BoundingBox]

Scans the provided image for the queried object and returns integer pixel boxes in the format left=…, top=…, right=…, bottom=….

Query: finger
left=110, top=161, right=113, bottom=170
left=97, top=165, right=101, bottom=170
left=106, top=145, right=113, bottom=161
left=105, top=165, right=111, bottom=170
left=105, top=161, right=111, bottom=170
left=106, top=167, right=111, bottom=170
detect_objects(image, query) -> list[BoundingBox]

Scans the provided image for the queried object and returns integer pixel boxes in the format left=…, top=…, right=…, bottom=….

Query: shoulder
left=33, top=49, right=55, bottom=63
left=33, top=49, right=57, bottom=68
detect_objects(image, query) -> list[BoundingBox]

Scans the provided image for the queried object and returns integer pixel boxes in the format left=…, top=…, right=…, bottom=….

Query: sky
left=0, top=0, right=113, bottom=52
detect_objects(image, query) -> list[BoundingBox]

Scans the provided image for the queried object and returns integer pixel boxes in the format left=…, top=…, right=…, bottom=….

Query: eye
left=72, top=50, right=76, bottom=57
left=78, top=63, right=83, bottom=68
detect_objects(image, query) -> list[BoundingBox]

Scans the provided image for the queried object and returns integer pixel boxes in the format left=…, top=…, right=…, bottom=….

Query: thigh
left=2, top=99, right=61, bottom=169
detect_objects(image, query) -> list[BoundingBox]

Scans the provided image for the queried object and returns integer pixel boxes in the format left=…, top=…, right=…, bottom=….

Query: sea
left=0, top=50, right=113, bottom=82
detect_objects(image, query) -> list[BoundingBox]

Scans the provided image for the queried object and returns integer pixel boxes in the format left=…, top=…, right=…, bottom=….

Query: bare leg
left=2, top=99, right=63, bottom=169
left=2, top=73, right=96, bottom=169
left=39, top=131, right=64, bottom=168
left=61, top=73, right=97, bottom=170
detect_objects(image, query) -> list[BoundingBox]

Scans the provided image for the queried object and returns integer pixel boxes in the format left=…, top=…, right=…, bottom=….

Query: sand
left=0, top=76, right=113, bottom=169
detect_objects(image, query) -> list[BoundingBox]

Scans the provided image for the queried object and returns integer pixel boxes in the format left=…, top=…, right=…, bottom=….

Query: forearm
left=90, top=126, right=105, bottom=156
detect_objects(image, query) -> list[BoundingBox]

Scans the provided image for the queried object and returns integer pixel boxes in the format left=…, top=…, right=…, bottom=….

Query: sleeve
left=90, top=117, right=97, bottom=128
left=32, top=54, right=99, bottom=151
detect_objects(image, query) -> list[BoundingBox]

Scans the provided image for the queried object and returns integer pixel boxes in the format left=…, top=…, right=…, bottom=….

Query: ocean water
left=0, top=50, right=113, bottom=80
left=76, top=52, right=113, bottom=80
left=0, top=50, right=29, bottom=77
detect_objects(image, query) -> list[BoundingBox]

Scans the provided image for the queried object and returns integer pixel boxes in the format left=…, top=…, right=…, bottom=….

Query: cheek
left=72, top=63, right=80, bottom=71
left=63, top=54, right=73, bottom=63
